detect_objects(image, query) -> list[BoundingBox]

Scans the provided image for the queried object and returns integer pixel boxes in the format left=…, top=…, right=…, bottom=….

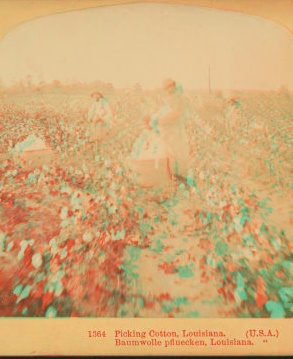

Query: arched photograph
left=0, top=1, right=293, bottom=322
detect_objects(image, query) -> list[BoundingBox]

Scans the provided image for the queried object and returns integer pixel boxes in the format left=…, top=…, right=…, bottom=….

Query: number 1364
left=88, top=330, right=106, bottom=338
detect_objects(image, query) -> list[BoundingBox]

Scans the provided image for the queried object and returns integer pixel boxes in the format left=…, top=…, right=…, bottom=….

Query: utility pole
left=208, top=66, right=211, bottom=94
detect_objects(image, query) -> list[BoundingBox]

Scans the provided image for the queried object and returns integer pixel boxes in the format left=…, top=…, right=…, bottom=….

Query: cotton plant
left=60, top=183, right=73, bottom=195
left=0, top=231, right=7, bottom=253
left=32, top=252, right=43, bottom=269
left=82, top=231, right=93, bottom=243
left=70, top=191, right=83, bottom=211
left=60, top=206, right=68, bottom=220
left=18, top=239, right=34, bottom=261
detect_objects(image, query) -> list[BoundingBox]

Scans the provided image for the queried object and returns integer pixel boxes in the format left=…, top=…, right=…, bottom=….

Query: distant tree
left=12, top=75, right=35, bottom=93
left=12, top=78, right=25, bottom=93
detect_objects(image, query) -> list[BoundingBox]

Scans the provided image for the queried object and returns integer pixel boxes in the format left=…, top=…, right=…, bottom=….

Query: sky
left=0, top=3, right=293, bottom=91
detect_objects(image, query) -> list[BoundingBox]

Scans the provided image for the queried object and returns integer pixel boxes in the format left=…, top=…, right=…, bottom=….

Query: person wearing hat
left=87, top=91, right=113, bottom=154
left=129, top=94, right=174, bottom=192
left=156, top=79, right=192, bottom=181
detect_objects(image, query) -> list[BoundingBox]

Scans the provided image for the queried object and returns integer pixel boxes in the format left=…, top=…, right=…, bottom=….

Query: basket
left=16, top=149, right=58, bottom=168
left=130, top=157, right=172, bottom=189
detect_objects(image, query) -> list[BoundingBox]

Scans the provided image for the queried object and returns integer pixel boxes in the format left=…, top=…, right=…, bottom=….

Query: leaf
left=54, top=280, right=63, bottom=297
left=13, top=285, right=23, bottom=297
left=215, top=241, right=228, bottom=256
left=139, top=223, right=152, bottom=237
left=17, top=285, right=33, bottom=304
left=46, top=306, right=57, bottom=318
left=279, top=287, right=293, bottom=304
left=172, top=297, right=189, bottom=307
left=161, top=302, right=173, bottom=313
left=151, top=240, right=165, bottom=253
left=177, top=265, right=194, bottom=278
left=137, top=207, right=144, bottom=215
left=265, top=301, right=285, bottom=318
left=186, top=311, right=199, bottom=318
left=234, top=287, right=247, bottom=305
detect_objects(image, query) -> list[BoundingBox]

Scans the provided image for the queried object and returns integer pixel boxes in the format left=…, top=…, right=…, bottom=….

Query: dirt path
left=120, top=140, right=292, bottom=317
left=121, top=197, right=238, bottom=317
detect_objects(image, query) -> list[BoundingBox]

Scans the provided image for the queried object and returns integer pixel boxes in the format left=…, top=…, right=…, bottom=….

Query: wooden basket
left=16, top=149, right=58, bottom=168
left=130, top=158, right=172, bottom=189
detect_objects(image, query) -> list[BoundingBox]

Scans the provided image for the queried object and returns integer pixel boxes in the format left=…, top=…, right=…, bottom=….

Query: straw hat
left=91, top=92, right=103, bottom=99
left=229, top=98, right=241, bottom=107
left=162, top=79, right=177, bottom=93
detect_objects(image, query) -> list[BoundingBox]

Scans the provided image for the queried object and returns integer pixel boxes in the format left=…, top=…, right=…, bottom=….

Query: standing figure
left=224, top=97, right=241, bottom=137
left=87, top=92, right=113, bottom=153
left=157, top=79, right=192, bottom=180
left=130, top=97, right=173, bottom=190
left=129, top=79, right=192, bottom=191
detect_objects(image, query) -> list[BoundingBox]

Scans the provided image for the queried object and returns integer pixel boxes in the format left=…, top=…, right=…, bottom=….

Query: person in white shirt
left=87, top=92, right=113, bottom=152
left=129, top=79, right=192, bottom=191
left=157, top=79, right=192, bottom=181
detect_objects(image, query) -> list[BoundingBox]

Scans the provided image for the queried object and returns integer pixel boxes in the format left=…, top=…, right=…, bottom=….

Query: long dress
left=130, top=93, right=192, bottom=188
left=87, top=98, right=112, bottom=144
left=157, top=96, right=192, bottom=178
left=130, top=110, right=173, bottom=189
